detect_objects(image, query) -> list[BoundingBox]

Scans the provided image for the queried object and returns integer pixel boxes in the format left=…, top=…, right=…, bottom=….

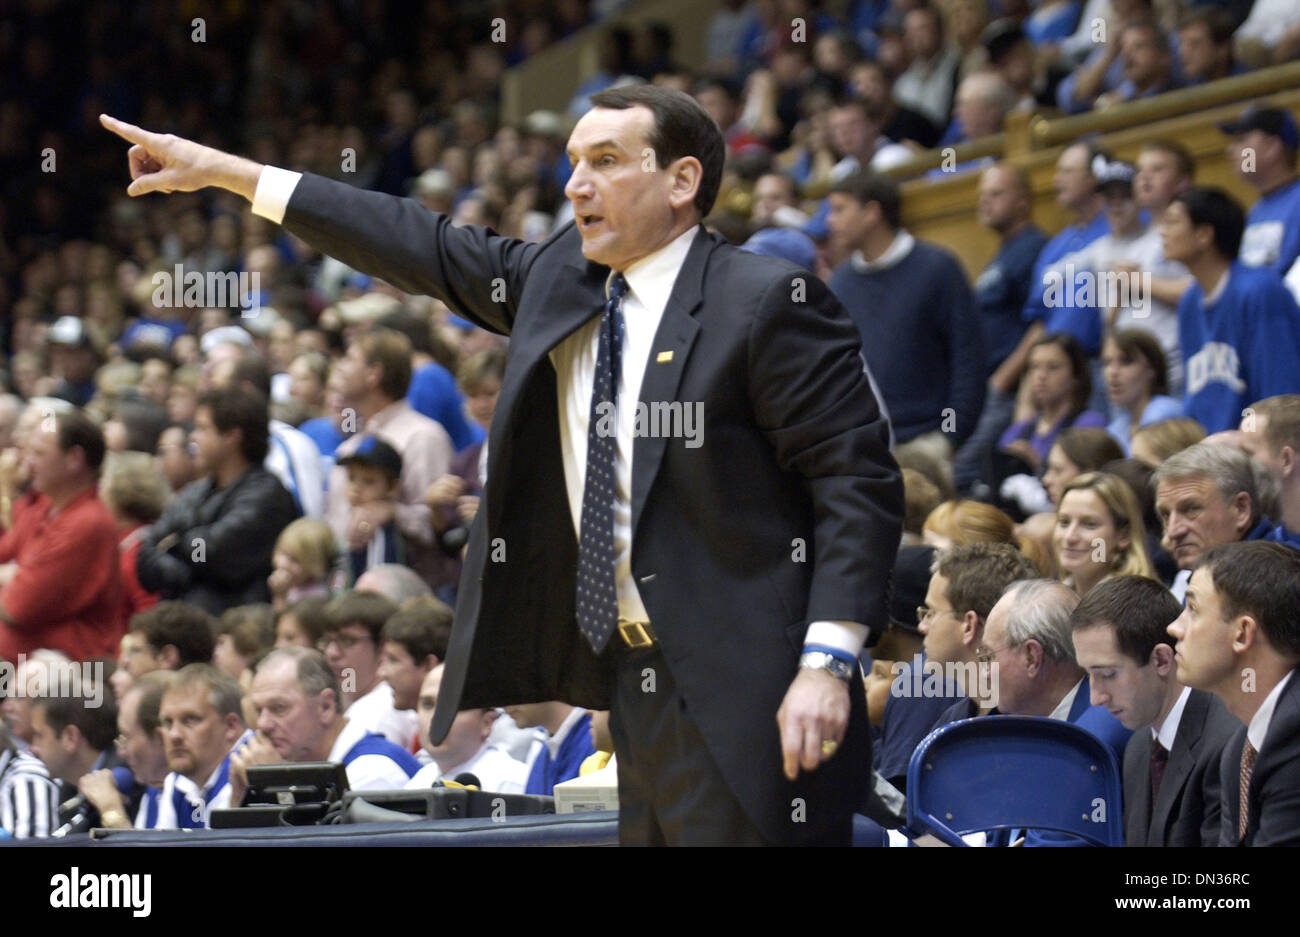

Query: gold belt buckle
left=618, top=620, right=655, bottom=648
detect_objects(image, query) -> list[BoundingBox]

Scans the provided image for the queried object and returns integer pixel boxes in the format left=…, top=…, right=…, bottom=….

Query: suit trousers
left=609, top=642, right=768, bottom=846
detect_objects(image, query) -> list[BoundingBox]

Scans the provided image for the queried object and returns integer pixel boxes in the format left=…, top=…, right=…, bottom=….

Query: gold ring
left=821, top=740, right=838, bottom=757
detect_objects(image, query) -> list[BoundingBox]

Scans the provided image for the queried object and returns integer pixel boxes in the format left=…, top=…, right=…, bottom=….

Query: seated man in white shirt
left=229, top=647, right=419, bottom=803
left=319, top=590, right=417, bottom=748
left=155, top=664, right=252, bottom=829
left=405, top=665, right=527, bottom=793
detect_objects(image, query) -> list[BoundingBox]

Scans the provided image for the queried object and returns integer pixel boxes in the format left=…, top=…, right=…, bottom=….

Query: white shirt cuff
left=803, top=620, right=868, bottom=658
left=251, top=166, right=303, bottom=224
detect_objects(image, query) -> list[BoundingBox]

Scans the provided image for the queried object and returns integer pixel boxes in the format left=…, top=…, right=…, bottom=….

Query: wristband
left=802, top=643, right=857, bottom=666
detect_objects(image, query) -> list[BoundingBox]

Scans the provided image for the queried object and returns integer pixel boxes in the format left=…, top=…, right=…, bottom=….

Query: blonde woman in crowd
left=1053, top=471, right=1156, bottom=597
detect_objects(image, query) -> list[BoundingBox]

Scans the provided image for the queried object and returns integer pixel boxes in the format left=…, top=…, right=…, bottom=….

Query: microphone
left=54, top=766, right=136, bottom=837
left=451, top=772, right=481, bottom=789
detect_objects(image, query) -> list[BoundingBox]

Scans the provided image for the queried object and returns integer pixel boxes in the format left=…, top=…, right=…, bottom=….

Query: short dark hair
left=829, top=169, right=902, bottom=229
left=280, top=595, right=333, bottom=646
left=231, top=351, right=273, bottom=399
left=1070, top=574, right=1183, bottom=665
left=1123, top=17, right=1170, bottom=53
left=1172, top=186, right=1245, bottom=260
left=353, top=329, right=413, bottom=401
left=1197, top=541, right=1300, bottom=659
left=1178, top=7, right=1234, bottom=45
left=589, top=84, right=725, bottom=218
left=197, top=385, right=270, bottom=464
left=326, top=590, right=398, bottom=644
left=380, top=596, right=454, bottom=661
left=218, top=604, right=276, bottom=658
left=1105, top=328, right=1170, bottom=396
left=31, top=688, right=117, bottom=753
left=1053, top=427, right=1125, bottom=474
left=55, top=410, right=106, bottom=474
left=1138, top=140, right=1194, bottom=181
left=110, top=398, right=169, bottom=454
left=131, top=600, right=216, bottom=666
left=124, top=671, right=175, bottom=736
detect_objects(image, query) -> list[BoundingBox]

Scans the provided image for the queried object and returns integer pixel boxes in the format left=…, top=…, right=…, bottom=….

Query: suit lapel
left=1126, top=730, right=1153, bottom=844
left=630, top=227, right=710, bottom=538
left=1150, top=690, right=1206, bottom=839
left=487, top=258, right=607, bottom=483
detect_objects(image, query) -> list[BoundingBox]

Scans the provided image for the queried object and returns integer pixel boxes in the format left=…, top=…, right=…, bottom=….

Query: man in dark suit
left=1167, top=540, right=1300, bottom=846
left=1070, top=576, right=1237, bottom=846
left=100, top=84, right=903, bottom=845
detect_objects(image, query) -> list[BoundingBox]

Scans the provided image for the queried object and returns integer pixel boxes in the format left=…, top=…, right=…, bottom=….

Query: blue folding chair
left=904, top=715, right=1123, bottom=846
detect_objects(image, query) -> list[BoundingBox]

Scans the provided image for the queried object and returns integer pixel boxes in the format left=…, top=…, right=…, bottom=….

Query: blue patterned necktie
left=576, top=272, right=628, bottom=653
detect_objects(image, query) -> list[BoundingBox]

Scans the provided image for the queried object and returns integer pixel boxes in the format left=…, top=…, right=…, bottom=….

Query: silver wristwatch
left=799, top=650, right=856, bottom=682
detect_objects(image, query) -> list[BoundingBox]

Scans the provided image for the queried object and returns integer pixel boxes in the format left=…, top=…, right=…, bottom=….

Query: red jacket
left=0, top=487, right=125, bottom=661
left=118, top=524, right=159, bottom=624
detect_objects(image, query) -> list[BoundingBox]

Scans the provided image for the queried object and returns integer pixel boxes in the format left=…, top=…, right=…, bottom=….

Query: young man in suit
left=1167, top=540, right=1300, bottom=845
left=100, top=83, right=903, bottom=846
left=1071, top=575, right=1238, bottom=846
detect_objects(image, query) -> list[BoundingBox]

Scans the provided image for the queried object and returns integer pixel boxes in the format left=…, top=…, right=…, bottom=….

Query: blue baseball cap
left=1218, top=106, right=1299, bottom=150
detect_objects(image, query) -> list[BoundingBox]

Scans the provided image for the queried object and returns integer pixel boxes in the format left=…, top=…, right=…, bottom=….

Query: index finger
left=99, top=114, right=157, bottom=147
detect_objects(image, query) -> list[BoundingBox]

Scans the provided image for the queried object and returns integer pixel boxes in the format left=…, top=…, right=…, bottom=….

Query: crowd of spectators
left=3, top=0, right=1300, bottom=845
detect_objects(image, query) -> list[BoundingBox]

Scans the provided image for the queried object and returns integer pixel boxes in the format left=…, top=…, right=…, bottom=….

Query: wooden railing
left=894, top=61, right=1300, bottom=279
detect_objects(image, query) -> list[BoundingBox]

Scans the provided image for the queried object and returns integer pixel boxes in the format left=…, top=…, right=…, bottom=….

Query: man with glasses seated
left=79, top=672, right=175, bottom=829
left=317, top=590, right=417, bottom=748
left=933, top=579, right=1132, bottom=845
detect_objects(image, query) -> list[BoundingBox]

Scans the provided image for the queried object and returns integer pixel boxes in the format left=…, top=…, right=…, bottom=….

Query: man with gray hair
left=931, top=578, right=1132, bottom=844
left=353, top=563, right=432, bottom=605
left=935, top=579, right=1131, bottom=749
left=1153, top=440, right=1294, bottom=601
left=229, top=647, right=419, bottom=804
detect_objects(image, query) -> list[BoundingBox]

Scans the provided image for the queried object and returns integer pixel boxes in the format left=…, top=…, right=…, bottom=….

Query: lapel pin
left=656, top=350, right=673, bottom=363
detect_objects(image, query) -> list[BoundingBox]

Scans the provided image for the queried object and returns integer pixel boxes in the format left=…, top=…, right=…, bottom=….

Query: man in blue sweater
left=1159, top=186, right=1300, bottom=434
left=1021, top=141, right=1111, bottom=357
left=826, top=169, right=984, bottom=459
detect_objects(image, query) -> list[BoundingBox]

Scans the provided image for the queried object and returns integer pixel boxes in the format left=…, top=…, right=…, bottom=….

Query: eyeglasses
left=976, top=644, right=1015, bottom=665
left=316, top=632, right=371, bottom=652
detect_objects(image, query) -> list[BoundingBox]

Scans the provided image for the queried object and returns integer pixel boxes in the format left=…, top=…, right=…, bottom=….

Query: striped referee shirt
left=0, top=745, right=59, bottom=839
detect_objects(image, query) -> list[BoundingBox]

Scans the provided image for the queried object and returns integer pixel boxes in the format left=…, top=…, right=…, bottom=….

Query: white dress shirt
left=1153, top=685, right=1192, bottom=750
left=1248, top=669, right=1294, bottom=753
left=253, top=168, right=866, bottom=656
left=403, top=744, right=528, bottom=794
left=1048, top=679, right=1082, bottom=721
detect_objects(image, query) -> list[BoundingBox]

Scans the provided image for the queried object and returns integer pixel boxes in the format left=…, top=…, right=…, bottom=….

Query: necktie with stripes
left=1237, top=738, right=1257, bottom=842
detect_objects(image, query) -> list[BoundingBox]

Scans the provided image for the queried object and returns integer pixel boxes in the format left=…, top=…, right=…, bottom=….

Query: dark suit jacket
left=1122, top=688, right=1238, bottom=847
left=280, top=174, right=904, bottom=844
left=1219, top=667, right=1300, bottom=846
